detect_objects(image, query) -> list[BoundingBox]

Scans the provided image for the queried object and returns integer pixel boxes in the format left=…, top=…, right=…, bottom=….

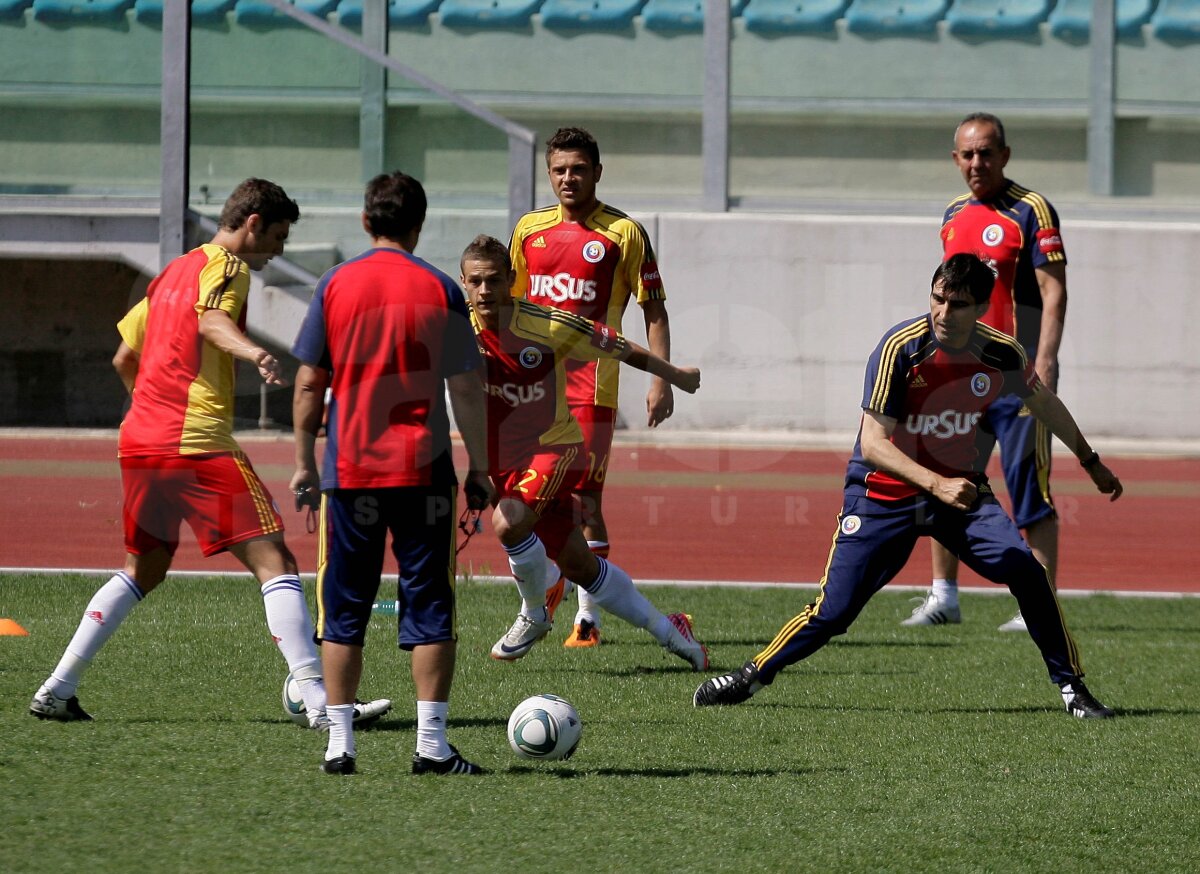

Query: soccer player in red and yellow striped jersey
left=509, top=127, right=673, bottom=646
left=30, top=180, right=392, bottom=731
left=461, top=235, right=707, bottom=670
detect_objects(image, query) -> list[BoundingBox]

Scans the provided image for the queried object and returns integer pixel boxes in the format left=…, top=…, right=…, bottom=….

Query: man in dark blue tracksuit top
left=693, top=254, right=1124, bottom=720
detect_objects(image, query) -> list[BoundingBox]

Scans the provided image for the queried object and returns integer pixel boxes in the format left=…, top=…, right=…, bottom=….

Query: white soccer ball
left=282, top=672, right=308, bottom=726
left=507, top=693, right=582, bottom=761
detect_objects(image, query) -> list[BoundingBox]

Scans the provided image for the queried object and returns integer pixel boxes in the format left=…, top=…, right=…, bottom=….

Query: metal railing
left=157, top=0, right=538, bottom=267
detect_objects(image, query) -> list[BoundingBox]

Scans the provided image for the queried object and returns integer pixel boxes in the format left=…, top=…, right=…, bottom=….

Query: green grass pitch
left=2, top=573, right=1197, bottom=873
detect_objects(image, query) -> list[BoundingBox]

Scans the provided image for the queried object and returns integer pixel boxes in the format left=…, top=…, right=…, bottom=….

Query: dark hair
left=218, top=178, right=299, bottom=231
left=955, top=112, right=1006, bottom=149
left=932, top=253, right=995, bottom=308
left=363, top=171, right=427, bottom=241
left=545, top=127, right=600, bottom=167
left=460, top=234, right=512, bottom=274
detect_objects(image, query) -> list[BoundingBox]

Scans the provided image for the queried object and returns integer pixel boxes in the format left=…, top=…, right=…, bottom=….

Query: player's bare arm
left=198, top=309, right=289, bottom=386
left=860, top=410, right=978, bottom=510
left=290, top=363, right=329, bottom=501
left=112, top=341, right=140, bottom=394
left=1023, top=385, right=1123, bottom=501
left=447, top=367, right=496, bottom=510
left=620, top=338, right=699, bottom=395
left=1034, top=262, right=1067, bottom=391
left=642, top=298, right=674, bottom=427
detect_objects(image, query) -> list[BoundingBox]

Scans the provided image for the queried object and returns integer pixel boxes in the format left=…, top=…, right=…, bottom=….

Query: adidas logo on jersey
left=909, top=374, right=927, bottom=388
left=532, top=236, right=547, bottom=249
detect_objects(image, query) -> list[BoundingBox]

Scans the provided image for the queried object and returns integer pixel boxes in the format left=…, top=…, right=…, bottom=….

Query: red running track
left=2, top=435, right=1197, bottom=594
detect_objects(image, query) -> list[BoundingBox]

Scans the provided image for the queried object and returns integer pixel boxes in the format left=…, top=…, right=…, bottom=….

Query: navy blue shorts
left=753, top=489, right=1085, bottom=686
left=316, top=486, right=458, bottom=650
left=982, top=393, right=1055, bottom=529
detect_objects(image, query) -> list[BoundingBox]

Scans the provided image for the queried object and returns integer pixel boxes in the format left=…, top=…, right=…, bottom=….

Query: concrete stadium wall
left=609, top=212, right=1200, bottom=443
left=2, top=207, right=1195, bottom=441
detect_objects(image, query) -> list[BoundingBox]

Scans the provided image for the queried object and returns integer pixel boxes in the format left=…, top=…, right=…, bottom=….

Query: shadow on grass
left=702, top=702, right=1065, bottom=716
left=697, top=638, right=958, bottom=649
left=929, top=705, right=1200, bottom=718
left=607, top=664, right=716, bottom=677
left=241, top=715, right=508, bottom=731
left=362, top=715, right=509, bottom=732
left=504, top=764, right=847, bottom=778
left=1071, top=624, right=1200, bottom=634
left=753, top=702, right=1197, bottom=718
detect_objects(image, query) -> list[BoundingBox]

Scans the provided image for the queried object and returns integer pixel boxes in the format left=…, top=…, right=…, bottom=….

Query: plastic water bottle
left=372, top=600, right=398, bottom=615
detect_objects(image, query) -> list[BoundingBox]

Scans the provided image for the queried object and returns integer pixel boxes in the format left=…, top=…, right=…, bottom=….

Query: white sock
left=46, top=572, right=144, bottom=698
left=261, top=575, right=326, bottom=713
left=575, top=540, right=608, bottom=627
left=931, top=578, right=959, bottom=607
left=325, top=703, right=355, bottom=760
left=576, top=585, right=600, bottom=627
left=545, top=559, right=572, bottom=595
left=504, top=533, right=549, bottom=621
left=581, top=557, right=665, bottom=635
left=416, top=700, right=452, bottom=760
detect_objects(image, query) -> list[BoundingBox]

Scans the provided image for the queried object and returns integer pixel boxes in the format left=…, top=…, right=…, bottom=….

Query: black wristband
left=1080, top=451, right=1101, bottom=470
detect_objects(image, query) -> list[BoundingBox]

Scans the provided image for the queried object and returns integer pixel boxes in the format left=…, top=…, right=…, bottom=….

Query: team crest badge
left=581, top=240, right=605, bottom=264
left=840, top=515, right=862, bottom=536
left=982, top=223, right=1004, bottom=246
left=519, top=346, right=543, bottom=369
left=971, top=373, right=991, bottom=397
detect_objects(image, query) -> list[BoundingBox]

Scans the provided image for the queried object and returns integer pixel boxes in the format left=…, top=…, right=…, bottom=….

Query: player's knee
left=124, top=550, right=170, bottom=592
left=277, top=545, right=299, bottom=576
left=991, top=547, right=1046, bottom=586
left=491, top=501, right=534, bottom=546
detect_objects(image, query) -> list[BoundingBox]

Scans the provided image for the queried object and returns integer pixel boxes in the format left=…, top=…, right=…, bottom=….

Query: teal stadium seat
left=336, top=0, right=442, bottom=26
left=844, top=0, right=949, bottom=34
left=641, top=0, right=748, bottom=32
left=0, top=0, right=33, bottom=19
left=539, top=0, right=645, bottom=30
left=944, top=0, right=1050, bottom=37
left=742, top=0, right=849, bottom=34
left=1048, top=0, right=1156, bottom=40
left=31, top=0, right=134, bottom=21
left=133, top=0, right=237, bottom=24
left=1151, top=0, right=1200, bottom=41
left=235, top=0, right=338, bottom=25
left=438, top=0, right=543, bottom=27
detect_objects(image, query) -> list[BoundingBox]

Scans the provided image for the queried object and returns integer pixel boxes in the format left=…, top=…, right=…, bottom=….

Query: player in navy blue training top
left=694, top=254, right=1123, bottom=720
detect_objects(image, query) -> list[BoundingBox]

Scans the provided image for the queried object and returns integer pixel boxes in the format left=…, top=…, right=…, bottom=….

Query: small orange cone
left=0, top=618, right=29, bottom=636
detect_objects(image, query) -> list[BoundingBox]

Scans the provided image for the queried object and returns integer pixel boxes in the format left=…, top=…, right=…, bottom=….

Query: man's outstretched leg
left=30, top=549, right=170, bottom=721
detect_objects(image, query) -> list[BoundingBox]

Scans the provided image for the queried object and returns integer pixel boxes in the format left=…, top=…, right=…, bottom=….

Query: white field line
left=3, top=567, right=1197, bottom=599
